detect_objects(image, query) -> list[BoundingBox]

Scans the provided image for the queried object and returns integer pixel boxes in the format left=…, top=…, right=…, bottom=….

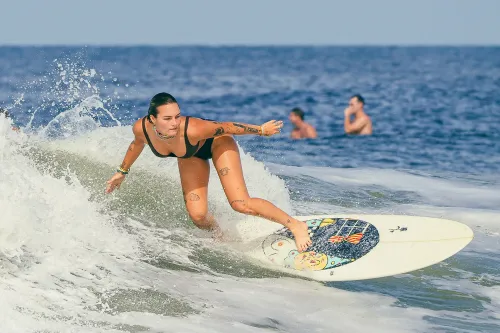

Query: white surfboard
left=240, top=214, right=474, bottom=281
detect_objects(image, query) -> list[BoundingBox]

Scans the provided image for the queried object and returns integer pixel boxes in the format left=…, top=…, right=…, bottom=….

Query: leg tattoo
left=219, top=167, right=230, bottom=176
left=230, top=199, right=245, bottom=206
left=188, top=193, right=200, bottom=201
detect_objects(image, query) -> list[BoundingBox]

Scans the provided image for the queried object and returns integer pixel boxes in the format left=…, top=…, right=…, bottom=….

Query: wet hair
left=0, top=107, right=10, bottom=118
left=291, top=107, right=305, bottom=120
left=351, top=94, right=365, bottom=105
left=147, top=92, right=178, bottom=123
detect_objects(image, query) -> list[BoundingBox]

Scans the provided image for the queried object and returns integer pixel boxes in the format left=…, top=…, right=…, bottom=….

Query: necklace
left=153, top=125, right=175, bottom=141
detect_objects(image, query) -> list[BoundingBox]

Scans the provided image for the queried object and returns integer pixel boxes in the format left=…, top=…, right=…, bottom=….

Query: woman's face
left=152, top=103, right=182, bottom=136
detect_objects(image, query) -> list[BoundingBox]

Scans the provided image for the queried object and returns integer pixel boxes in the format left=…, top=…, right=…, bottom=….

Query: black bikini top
left=142, top=116, right=201, bottom=158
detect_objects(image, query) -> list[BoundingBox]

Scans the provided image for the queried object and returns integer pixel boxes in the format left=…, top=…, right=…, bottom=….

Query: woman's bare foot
left=288, top=220, right=312, bottom=252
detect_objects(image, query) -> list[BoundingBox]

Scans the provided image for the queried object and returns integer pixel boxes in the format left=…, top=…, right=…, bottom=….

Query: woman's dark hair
left=147, top=93, right=178, bottom=123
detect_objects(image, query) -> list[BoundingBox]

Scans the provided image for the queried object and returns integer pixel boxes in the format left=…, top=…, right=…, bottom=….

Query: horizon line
left=1, top=43, right=500, bottom=48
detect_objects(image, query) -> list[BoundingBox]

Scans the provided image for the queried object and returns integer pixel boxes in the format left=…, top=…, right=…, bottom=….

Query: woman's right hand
left=105, top=172, right=126, bottom=194
left=260, top=120, right=284, bottom=137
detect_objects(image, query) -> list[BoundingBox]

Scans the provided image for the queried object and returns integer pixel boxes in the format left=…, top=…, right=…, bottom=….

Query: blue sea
left=0, top=46, right=499, bottom=333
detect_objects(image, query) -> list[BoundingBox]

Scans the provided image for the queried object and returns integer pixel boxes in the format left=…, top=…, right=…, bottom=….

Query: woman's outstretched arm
left=105, top=121, right=146, bottom=194
left=190, top=118, right=284, bottom=140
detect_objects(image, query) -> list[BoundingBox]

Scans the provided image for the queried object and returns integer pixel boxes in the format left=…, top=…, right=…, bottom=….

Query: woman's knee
left=212, top=135, right=238, bottom=154
left=188, top=210, right=209, bottom=226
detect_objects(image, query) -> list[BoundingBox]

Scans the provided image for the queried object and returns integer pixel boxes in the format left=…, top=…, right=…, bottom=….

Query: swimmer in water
left=343, top=94, right=373, bottom=135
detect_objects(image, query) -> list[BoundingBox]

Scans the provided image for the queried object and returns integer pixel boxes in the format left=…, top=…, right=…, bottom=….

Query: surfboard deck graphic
left=242, top=214, right=474, bottom=281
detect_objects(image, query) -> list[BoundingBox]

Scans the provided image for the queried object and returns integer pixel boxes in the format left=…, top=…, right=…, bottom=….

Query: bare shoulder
left=185, top=116, right=204, bottom=133
left=188, top=116, right=216, bottom=127
left=363, top=115, right=372, bottom=126
left=306, top=122, right=317, bottom=132
left=356, top=114, right=371, bottom=125
left=187, top=116, right=206, bottom=126
left=132, top=118, right=146, bottom=142
left=186, top=116, right=220, bottom=139
left=306, top=122, right=316, bottom=130
left=132, top=118, right=143, bottom=133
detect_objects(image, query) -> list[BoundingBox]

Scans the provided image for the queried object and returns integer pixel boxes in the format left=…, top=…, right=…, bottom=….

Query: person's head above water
left=147, top=92, right=182, bottom=139
left=348, top=94, right=365, bottom=113
left=289, top=107, right=305, bottom=125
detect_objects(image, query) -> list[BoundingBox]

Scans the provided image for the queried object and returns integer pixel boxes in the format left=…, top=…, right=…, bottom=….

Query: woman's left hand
left=260, top=120, right=284, bottom=136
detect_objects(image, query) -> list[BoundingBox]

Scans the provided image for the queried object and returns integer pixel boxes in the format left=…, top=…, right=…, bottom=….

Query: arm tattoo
left=213, top=127, right=225, bottom=136
left=128, top=140, right=135, bottom=151
left=233, top=123, right=259, bottom=134
left=219, top=167, right=230, bottom=176
left=120, top=140, right=138, bottom=170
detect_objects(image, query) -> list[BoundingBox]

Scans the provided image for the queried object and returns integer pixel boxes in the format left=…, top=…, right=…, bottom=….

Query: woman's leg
left=177, top=157, right=219, bottom=233
left=211, top=135, right=312, bottom=251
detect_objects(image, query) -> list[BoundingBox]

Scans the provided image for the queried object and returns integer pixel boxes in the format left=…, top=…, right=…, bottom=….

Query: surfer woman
left=105, top=93, right=312, bottom=252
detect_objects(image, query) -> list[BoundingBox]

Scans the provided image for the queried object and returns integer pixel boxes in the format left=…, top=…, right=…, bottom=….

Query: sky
left=1, top=0, right=499, bottom=45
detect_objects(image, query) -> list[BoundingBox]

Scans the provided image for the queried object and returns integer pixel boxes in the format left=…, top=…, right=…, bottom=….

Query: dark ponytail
left=147, top=93, right=178, bottom=123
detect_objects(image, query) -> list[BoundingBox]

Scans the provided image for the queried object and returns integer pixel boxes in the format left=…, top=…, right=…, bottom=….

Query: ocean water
left=0, top=46, right=499, bottom=333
